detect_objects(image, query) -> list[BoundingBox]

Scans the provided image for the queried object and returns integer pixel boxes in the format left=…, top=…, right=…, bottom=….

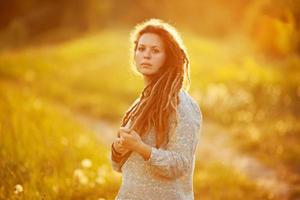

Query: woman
left=110, top=18, right=202, bottom=200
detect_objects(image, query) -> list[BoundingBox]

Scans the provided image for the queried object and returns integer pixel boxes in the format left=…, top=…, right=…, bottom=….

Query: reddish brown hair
left=121, top=18, right=190, bottom=149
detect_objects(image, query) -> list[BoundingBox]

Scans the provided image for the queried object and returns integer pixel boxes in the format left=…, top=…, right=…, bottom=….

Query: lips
left=141, top=62, right=152, bottom=67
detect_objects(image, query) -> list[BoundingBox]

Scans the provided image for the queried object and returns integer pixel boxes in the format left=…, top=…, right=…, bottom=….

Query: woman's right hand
left=113, top=137, right=130, bottom=155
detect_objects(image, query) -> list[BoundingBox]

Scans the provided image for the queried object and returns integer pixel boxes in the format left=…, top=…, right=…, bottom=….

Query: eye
left=152, top=49, right=160, bottom=54
left=137, top=46, right=145, bottom=52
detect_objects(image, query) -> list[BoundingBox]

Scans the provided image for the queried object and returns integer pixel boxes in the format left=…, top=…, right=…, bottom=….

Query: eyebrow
left=138, top=44, right=161, bottom=48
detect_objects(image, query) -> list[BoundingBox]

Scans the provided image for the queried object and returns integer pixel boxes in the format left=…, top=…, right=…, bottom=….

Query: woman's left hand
left=119, top=127, right=143, bottom=152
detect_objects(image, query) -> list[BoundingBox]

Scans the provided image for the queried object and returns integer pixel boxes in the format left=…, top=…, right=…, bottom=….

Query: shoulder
left=178, top=89, right=201, bottom=115
left=127, top=97, right=140, bottom=110
left=178, top=89, right=202, bottom=129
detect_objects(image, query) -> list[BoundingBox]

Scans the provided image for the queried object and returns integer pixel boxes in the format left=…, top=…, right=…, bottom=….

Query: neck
left=143, top=75, right=152, bottom=87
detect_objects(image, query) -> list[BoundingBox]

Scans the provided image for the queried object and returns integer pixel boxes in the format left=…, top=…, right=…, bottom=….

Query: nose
left=143, top=49, right=151, bottom=59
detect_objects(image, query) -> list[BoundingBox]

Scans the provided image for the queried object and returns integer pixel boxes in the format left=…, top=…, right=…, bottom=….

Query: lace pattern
left=110, top=89, right=202, bottom=200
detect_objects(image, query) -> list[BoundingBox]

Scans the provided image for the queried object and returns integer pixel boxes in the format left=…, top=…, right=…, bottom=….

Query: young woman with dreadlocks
left=110, top=18, right=202, bottom=200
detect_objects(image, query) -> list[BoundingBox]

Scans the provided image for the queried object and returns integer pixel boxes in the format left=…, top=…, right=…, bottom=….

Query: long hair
left=117, top=18, right=191, bottom=162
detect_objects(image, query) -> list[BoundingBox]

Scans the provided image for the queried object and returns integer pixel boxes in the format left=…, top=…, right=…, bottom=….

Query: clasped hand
left=113, top=127, right=143, bottom=155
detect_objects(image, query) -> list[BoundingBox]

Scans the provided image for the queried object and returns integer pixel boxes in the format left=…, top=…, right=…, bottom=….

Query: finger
left=115, top=138, right=121, bottom=144
left=129, top=129, right=137, bottom=135
left=116, top=141, right=121, bottom=147
left=120, top=127, right=131, bottom=133
left=120, top=131, right=130, bottom=137
left=120, top=146, right=129, bottom=152
left=117, top=128, right=129, bottom=137
left=116, top=146, right=126, bottom=154
left=116, top=141, right=124, bottom=149
left=117, top=145, right=123, bottom=151
left=129, top=130, right=139, bottom=138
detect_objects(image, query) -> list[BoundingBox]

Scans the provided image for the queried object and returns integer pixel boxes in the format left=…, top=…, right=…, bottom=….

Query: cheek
left=155, top=54, right=166, bottom=67
left=134, top=52, right=142, bottom=62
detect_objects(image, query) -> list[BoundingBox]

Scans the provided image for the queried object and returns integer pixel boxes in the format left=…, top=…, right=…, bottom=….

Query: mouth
left=141, top=63, right=152, bottom=67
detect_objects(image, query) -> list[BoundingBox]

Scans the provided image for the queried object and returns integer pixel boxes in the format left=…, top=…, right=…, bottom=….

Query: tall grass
left=0, top=82, right=121, bottom=199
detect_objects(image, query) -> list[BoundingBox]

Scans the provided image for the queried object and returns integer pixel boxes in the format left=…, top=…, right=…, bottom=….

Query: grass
left=0, top=81, right=121, bottom=199
left=194, top=161, right=274, bottom=200
left=0, top=80, right=277, bottom=199
left=0, top=28, right=299, bottom=199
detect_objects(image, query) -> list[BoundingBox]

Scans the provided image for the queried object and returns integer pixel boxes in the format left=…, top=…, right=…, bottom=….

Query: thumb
left=120, top=131, right=129, bottom=137
left=120, top=127, right=131, bottom=133
left=130, top=130, right=140, bottom=137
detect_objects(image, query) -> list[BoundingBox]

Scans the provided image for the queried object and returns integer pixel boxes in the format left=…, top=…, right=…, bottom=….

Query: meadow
left=0, top=28, right=299, bottom=199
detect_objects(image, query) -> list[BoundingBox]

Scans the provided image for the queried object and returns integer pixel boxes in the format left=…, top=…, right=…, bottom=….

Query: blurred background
left=0, top=0, right=299, bottom=199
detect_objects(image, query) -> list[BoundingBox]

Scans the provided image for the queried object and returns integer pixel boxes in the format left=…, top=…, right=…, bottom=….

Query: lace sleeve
left=109, top=97, right=140, bottom=173
left=110, top=155, right=122, bottom=173
left=144, top=103, right=202, bottom=179
left=110, top=143, right=123, bottom=173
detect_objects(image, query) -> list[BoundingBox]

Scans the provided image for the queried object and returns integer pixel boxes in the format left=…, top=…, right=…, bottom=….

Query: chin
left=138, top=68, right=157, bottom=76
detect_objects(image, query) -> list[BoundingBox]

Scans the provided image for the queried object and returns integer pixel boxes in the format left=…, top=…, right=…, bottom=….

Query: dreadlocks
left=119, top=19, right=191, bottom=150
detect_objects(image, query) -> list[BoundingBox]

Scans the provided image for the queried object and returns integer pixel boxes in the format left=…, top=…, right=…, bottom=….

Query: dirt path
left=74, top=113, right=119, bottom=146
left=74, top=112, right=291, bottom=200
left=198, top=121, right=291, bottom=199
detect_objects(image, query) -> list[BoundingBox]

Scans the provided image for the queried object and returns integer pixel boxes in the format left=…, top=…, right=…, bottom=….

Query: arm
left=110, top=142, right=123, bottom=172
left=138, top=105, right=202, bottom=179
left=110, top=143, right=132, bottom=173
left=110, top=138, right=132, bottom=172
left=110, top=97, right=141, bottom=172
left=135, top=141, right=152, bottom=161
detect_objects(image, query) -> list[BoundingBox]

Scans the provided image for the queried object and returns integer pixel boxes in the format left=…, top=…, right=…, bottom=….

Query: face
left=134, top=33, right=166, bottom=77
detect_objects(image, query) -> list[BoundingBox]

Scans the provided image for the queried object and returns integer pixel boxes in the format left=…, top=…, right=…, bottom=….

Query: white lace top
left=110, top=89, right=202, bottom=200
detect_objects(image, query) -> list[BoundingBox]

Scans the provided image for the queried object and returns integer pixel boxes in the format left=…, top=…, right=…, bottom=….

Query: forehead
left=137, top=33, right=164, bottom=48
